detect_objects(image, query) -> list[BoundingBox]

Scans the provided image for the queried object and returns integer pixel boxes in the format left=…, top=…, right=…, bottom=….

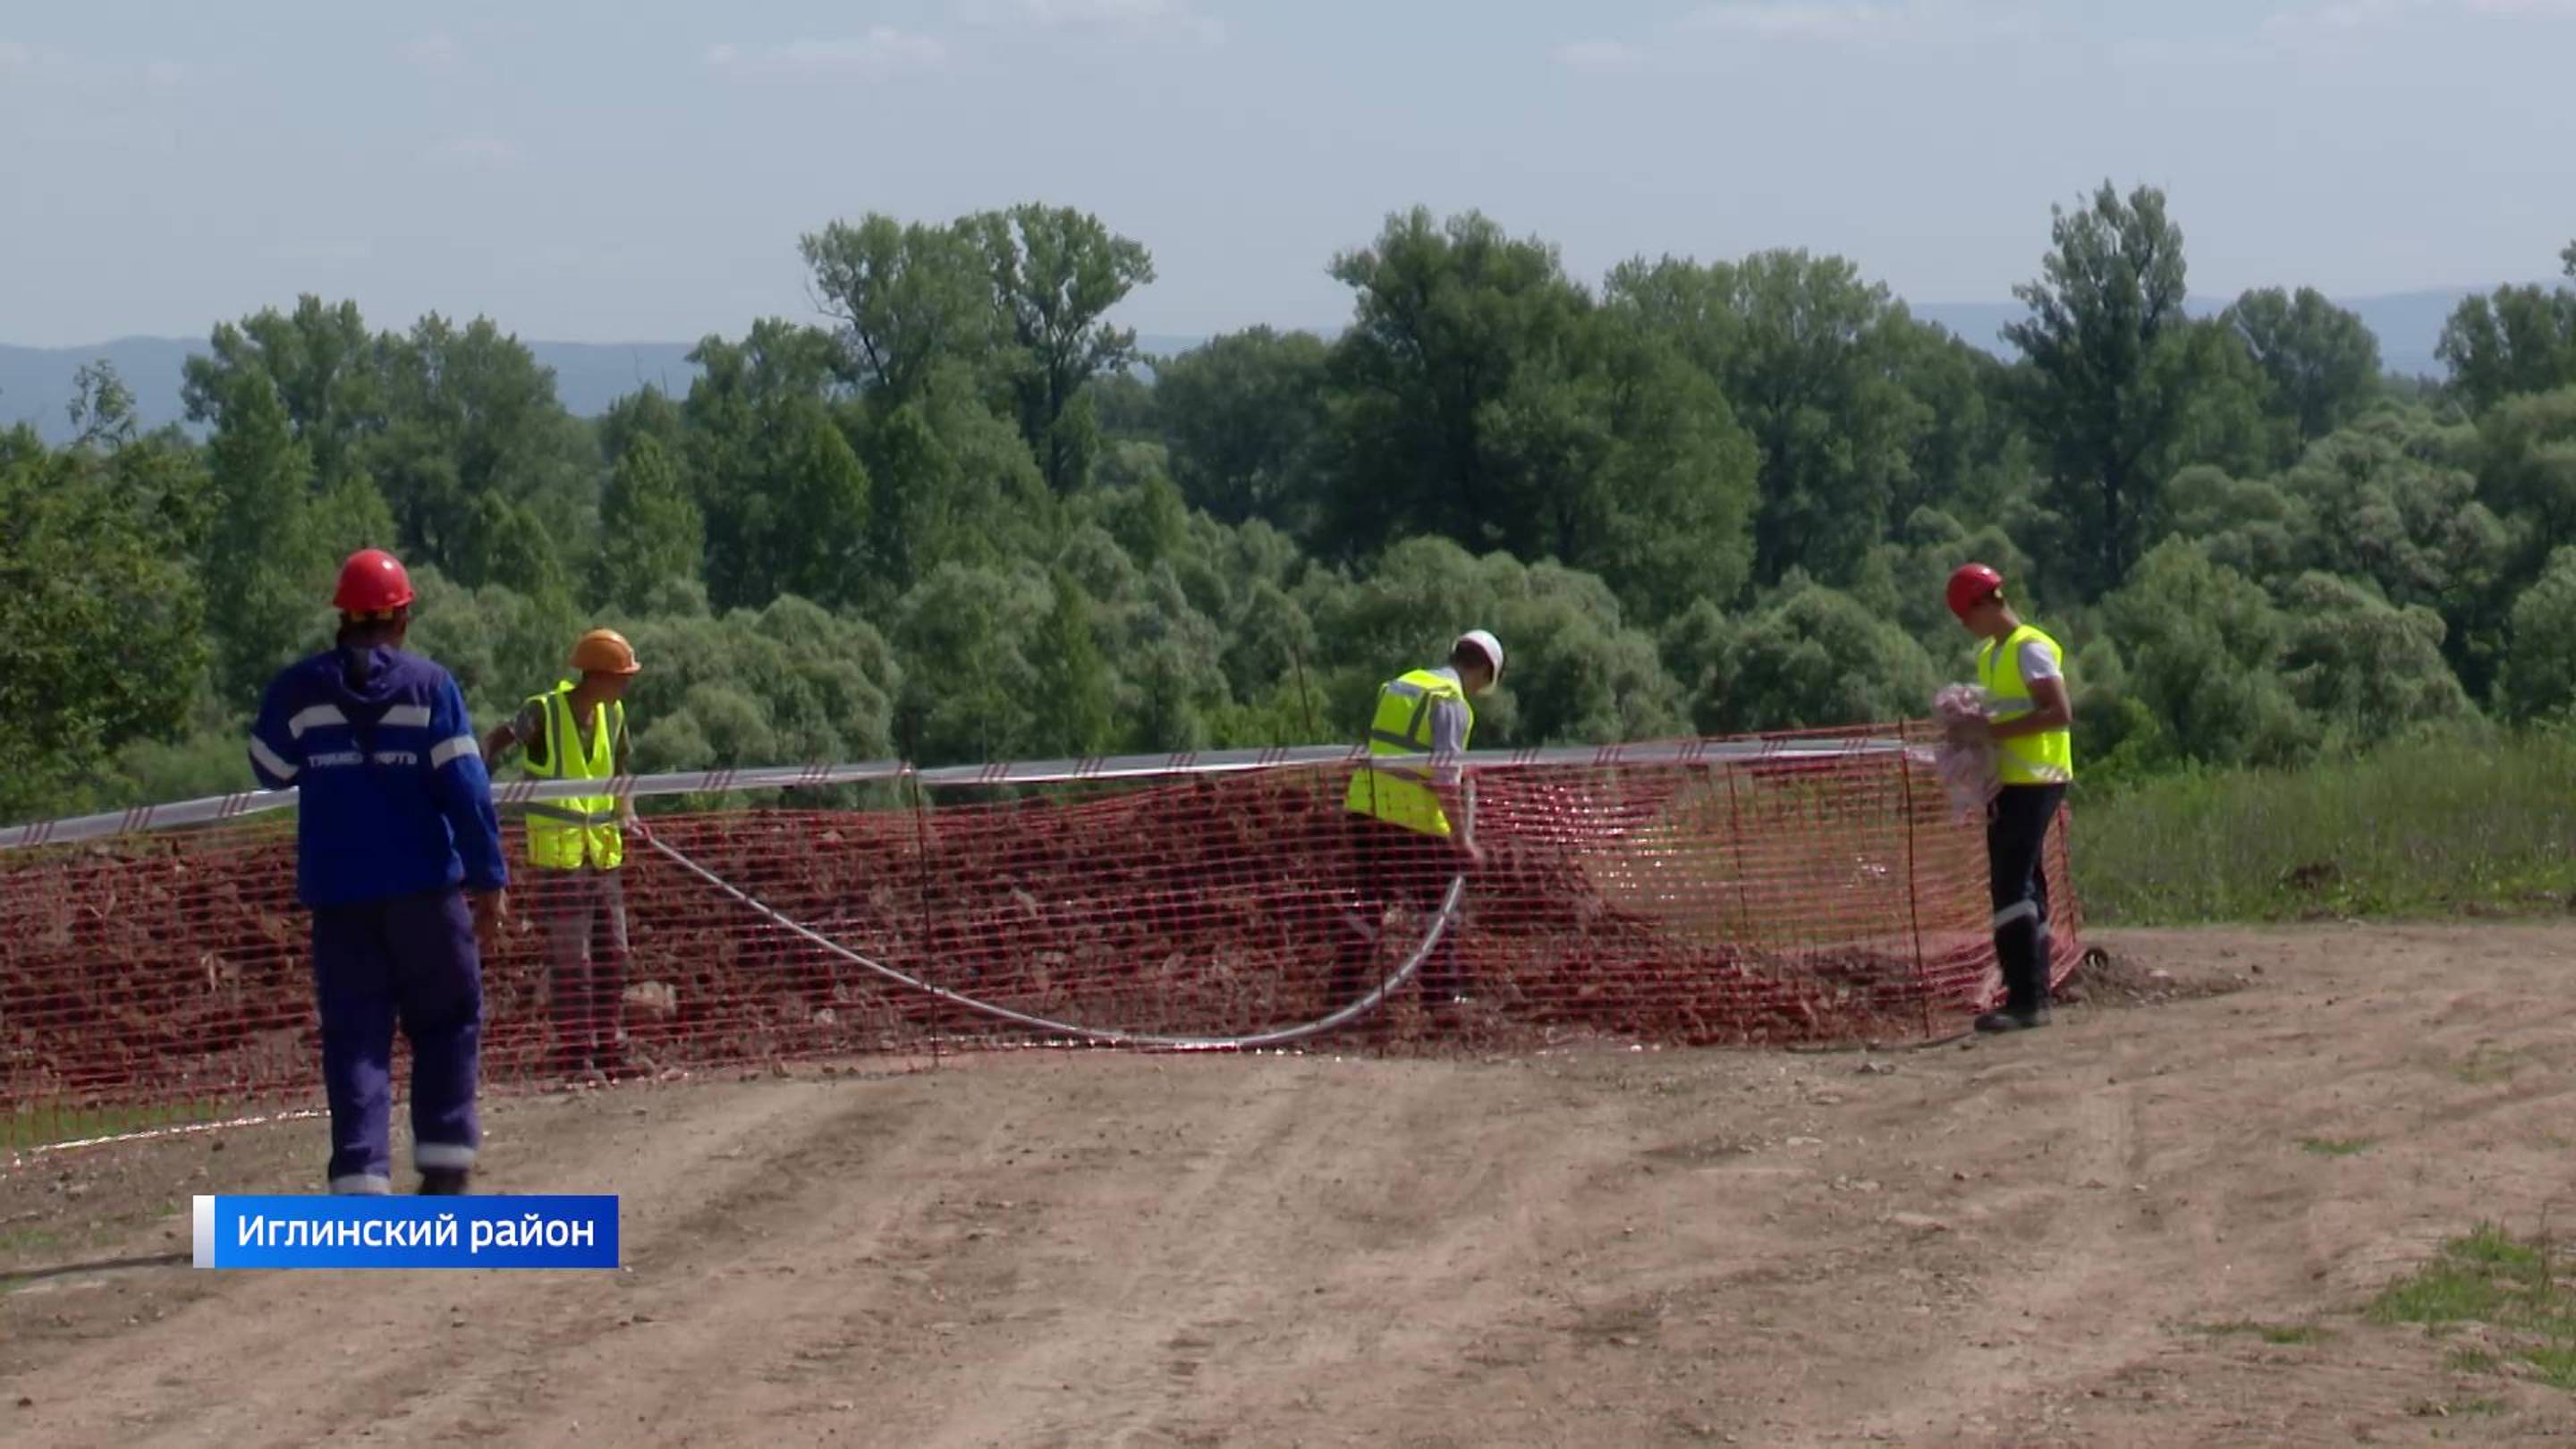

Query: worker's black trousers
left=1328, top=814, right=1470, bottom=1010
left=1987, top=784, right=2066, bottom=1014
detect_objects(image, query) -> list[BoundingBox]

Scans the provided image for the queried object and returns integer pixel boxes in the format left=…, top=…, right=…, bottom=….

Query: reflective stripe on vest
left=1343, top=668, right=1472, bottom=837
left=1978, top=624, right=2075, bottom=786
left=521, top=682, right=625, bottom=869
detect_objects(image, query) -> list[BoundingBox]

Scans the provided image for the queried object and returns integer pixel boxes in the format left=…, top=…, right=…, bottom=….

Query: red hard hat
left=334, top=548, right=415, bottom=614
left=1945, top=563, right=2004, bottom=620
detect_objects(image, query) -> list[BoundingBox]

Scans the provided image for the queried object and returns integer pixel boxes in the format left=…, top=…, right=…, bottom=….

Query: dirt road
left=4, top=923, right=2573, bottom=1447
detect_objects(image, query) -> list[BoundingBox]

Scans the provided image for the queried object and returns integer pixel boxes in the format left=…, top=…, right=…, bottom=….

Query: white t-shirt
left=2015, top=636, right=2062, bottom=687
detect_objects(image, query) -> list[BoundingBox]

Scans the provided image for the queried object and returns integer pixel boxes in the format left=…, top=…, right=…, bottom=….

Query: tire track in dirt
left=3, top=1080, right=889, bottom=1448
left=911, top=1059, right=1665, bottom=1448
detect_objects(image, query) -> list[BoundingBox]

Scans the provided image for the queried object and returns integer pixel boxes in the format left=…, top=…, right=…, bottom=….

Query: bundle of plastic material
left=1932, top=683, right=1998, bottom=823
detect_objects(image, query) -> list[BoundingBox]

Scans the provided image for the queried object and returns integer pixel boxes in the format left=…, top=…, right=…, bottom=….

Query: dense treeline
left=7, top=189, right=2576, bottom=822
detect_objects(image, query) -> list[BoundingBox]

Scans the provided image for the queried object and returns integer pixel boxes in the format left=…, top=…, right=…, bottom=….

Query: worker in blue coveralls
left=249, top=548, right=509, bottom=1195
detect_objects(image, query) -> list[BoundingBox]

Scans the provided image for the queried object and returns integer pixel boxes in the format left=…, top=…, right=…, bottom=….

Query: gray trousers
left=538, top=867, right=630, bottom=1054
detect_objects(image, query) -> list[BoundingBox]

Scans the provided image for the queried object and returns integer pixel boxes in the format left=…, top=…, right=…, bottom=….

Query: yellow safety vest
left=1343, top=668, right=1473, bottom=837
left=1977, top=623, right=2074, bottom=786
left=521, top=681, right=625, bottom=869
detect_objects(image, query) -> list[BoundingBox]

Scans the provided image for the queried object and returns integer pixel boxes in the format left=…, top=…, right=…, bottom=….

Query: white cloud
left=2265, top=0, right=2576, bottom=33
left=1555, top=38, right=1650, bottom=72
left=0, top=39, right=72, bottom=72
left=1559, top=1, right=2038, bottom=67
left=1679, top=2, right=1903, bottom=41
left=704, top=30, right=950, bottom=79
left=2262, top=0, right=2407, bottom=31
left=424, top=134, right=520, bottom=170
left=403, top=34, right=465, bottom=74
left=957, top=0, right=1226, bottom=44
left=0, top=41, right=199, bottom=89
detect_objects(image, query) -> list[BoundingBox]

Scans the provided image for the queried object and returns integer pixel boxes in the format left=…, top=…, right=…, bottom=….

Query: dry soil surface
left=5, top=923, right=2575, bottom=1448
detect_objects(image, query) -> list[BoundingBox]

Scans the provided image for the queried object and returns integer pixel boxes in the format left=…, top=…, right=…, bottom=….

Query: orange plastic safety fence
left=0, top=724, right=2080, bottom=1148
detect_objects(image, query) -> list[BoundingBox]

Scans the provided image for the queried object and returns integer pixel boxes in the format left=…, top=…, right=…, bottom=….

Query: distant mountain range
left=0, top=289, right=2527, bottom=444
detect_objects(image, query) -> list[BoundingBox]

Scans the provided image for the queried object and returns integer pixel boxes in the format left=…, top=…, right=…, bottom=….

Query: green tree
left=1324, top=208, right=1592, bottom=555
left=0, top=428, right=209, bottom=819
left=367, top=313, right=595, bottom=584
left=2476, top=387, right=2576, bottom=572
left=1580, top=326, right=1760, bottom=621
left=1298, top=536, right=1682, bottom=746
left=801, top=214, right=999, bottom=406
left=2273, top=572, right=2472, bottom=746
left=199, top=371, right=328, bottom=708
left=682, top=321, right=871, bottom=612
left=1609, top=250, right=1933, bottom=587
left=1150, top=327, right=1331, bottom=529
left=1848, top=505, right=2036, bottom=654
left=1326, top=209, right=1758, bottom=619
left=2095, top=539, right=2312, bottom=765
left=2223, top=286, right=2383, bottom=445
left=2438, top=281, right=2576, bottom=413
left=610, top=597, right=898, bottom=771
left=2160, top=464, right=2312, bottom=588
left=1667, top=580, right=1939, bottom=735
left=2503, top=546, right=2576, bottom=718
left=970, top=204, right=1157, bottom=495
left=597, top=386, right=686, bottom=465
left=182, top=296, right=382, bottom=487
left=2005, top=182, right=2256, bottom=597
left=66, top=360, right=140, bottom=450
left=1030, top=571, right=1116, bottom=758
left=596, top=434, right=705, bottom=613
left=889, top=562, right=1051, bottom=764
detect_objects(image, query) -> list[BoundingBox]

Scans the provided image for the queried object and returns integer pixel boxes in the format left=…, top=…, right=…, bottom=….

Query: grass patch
left=2300, top=1136, right=2375, bottom=1157
left=2075, top=728, right=2576, bottom=926
left=2456, top=1048, right=2524, bottom=1085
left=2371, top=1224, right=2576, bottom=1392
left=0, top=1227, right=64, bottom=1254
left=2446, top=1346, right=2504, bottom=1374
left=2407, top=1397, right=2508, bottom=1419
left=2199, top=1319, right=2333, bottom=1345
left=0, top=1097, right=247, bottom=1152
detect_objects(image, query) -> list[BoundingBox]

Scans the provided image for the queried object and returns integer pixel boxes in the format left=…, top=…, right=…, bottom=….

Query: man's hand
left=470, top=888, right=508, bottom=947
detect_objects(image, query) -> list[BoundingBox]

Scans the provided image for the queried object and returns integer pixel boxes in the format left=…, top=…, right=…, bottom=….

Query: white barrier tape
left=911, top=735, right=1911, bottom=788
left=0, top=734, right=1919, bottom=852
left=0, top=760, right=910, bottom=852
left=5, top=1107, right=326, bottom=1165
left=640, top=819, right=1467, bottom=1052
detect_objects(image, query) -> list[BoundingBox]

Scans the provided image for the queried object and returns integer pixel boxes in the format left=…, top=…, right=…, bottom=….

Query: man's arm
left=1427, top=696, right=1479, bottom=860
left=247, top=676, right=302, bottom=791
left=479, top=702, right=538, bottom=767
left=429, top=678, right=509, bottom=897
left=1989, top=676, right=2073, bottom=741
left=615, top=714, right=636, bottom=821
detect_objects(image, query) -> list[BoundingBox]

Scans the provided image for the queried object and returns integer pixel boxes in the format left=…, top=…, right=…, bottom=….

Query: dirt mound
left=2, top=763, right=2056, bottom=1115
left=2056, top=942, right=2254, bottom=1009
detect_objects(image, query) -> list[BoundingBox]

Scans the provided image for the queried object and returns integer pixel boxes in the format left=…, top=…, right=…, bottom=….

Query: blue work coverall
left=250, top=643, right=507, bottom=1193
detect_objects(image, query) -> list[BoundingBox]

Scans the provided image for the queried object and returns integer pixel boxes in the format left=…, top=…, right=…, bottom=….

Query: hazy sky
left=3, top=0, right=2568, bottom=347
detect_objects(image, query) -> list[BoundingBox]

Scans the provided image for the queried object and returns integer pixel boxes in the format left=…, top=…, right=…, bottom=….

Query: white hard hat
left=1454, top=629, right=1504, bottom=679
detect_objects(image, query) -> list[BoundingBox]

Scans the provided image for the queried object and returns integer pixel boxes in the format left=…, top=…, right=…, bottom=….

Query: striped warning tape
left=0, top=734, right=1915, bottom=852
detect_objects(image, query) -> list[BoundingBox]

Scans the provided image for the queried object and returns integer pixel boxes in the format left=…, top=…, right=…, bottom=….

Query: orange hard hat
left=1946, top=563, right=2004, bottom=621
left=569, top=628, right=641, bottom=676
left=334, top=548, right=415, bottom=614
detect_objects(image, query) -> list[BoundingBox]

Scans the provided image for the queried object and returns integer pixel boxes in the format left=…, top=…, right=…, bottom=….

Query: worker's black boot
left=1976, top=952, right=2050, bottom=1033
left=418, top=1166, right=471, bottom=1195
